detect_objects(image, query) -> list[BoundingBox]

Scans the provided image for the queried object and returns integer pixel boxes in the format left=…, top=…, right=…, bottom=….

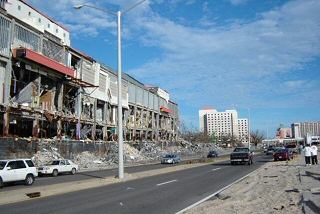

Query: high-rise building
left=238, top=118, right=249, bottom=144
left=199, top=107, right=248, bottom=144
left=291, top=123, right=300, bottom=138
left=292, top=121, right=320, bottom=138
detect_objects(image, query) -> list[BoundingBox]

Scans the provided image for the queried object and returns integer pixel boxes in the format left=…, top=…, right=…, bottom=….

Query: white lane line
left=156, top=179, right=178, bottom=186
left=212, top=167, right=221, bottom=171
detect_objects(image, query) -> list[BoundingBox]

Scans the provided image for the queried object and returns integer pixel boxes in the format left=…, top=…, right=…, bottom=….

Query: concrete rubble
left=31, top=141, right=227, bottom=170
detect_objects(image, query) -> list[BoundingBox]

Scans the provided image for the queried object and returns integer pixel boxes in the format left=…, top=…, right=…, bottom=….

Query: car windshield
left=0, top=161, right=7, bottom=170
left=234, top=148, right=249, bottom=152
left=165, top=155, right=174, bottom=158
left=277, top=149, right=287, bottom=153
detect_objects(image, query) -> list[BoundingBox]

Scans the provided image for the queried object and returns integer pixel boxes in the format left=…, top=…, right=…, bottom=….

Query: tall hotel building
left=291, top=122, right=320, bottom=138
left=199, top=107, right=248, bottom=144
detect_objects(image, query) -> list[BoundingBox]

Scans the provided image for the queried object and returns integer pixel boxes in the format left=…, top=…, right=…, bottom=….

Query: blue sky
left=25, top=0, right=320, bottom=138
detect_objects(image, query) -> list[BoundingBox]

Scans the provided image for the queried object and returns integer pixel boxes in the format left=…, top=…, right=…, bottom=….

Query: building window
left=18, top=5, right=21, bottom=10
left=48, top=23, right=50, bottom=28
left=56, top=29, right=58, bottom=33
left=38, top=18, right=41, bottom=23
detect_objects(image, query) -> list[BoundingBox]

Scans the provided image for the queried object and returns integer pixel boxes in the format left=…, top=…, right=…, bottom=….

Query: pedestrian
left=311, top=144, right=318, bottom=165
left=303, top=144, right=312, bottom=166
left=299, top=144, right=303, bottom=154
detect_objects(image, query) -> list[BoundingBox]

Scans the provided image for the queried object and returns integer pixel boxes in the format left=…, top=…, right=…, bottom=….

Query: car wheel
left=231, top=162, right=234, bottom=165
left=0, top=177, right=3, bottom=188
left=71, top=168, right=76, bottom=175
left=24, top=174, right=34, bottom=186
left=52, top=169, right=58, bottom=177
left=251, top=159, right=253, bottom=165
left=172, top=160, right=175, bottom=164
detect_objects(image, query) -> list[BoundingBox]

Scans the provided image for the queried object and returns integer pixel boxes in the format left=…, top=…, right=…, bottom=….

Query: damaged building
left=0, top=0, right=180, bottom=157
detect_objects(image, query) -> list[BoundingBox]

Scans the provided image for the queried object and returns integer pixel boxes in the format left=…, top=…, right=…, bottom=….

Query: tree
left=250, top=130, right=265, bottom=146
left=179, top=120, right=211, bottom=143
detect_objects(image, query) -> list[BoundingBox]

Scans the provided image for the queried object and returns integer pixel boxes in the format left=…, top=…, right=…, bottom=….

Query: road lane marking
left=212, top=167, right=221, bottom=171
left=156, top=179, right=178, bottom=186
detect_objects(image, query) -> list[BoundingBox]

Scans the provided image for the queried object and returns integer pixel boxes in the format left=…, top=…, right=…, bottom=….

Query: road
left=0, top=153, right=272, bottom=214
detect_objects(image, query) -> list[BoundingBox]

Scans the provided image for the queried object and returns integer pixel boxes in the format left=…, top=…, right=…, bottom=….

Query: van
left=0, top=159, right=38, bottom=188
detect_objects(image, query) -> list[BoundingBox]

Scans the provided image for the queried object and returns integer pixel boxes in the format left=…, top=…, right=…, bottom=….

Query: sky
left=24, top=0, right=320, bottom=138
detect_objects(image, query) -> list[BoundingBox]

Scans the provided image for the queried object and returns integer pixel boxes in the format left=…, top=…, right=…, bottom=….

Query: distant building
left=299, top=122, right=320, bottom=137
left=238, top=118, right=249, bottom=145
left=199, top=107, right=248, bottom=144
left=290, top=121, right=320, bottom=138
left=276, top=124, right=292, bottom=139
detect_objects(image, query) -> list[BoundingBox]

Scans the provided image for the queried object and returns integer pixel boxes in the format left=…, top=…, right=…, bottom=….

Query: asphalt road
left=0, top=153, right=273, bottom=214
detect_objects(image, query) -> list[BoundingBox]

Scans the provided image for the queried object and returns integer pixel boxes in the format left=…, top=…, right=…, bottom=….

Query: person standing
left=304, top=144, right=312, bottom=166
left=311, top=144, right=318, bottom=165
left=299, top=144, right=303, bottom=154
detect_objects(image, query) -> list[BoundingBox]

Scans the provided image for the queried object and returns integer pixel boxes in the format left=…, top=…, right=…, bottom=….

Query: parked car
left=285, top=144, right=298, bottom=153
left=37, top=159, right=79, bottom=177
left=207, top=151, right=218, bottom=158
left=161, top=154, right=180, bottom=164
left=273, top=149, right=293, bottom=161
left=266, top=148, right=275, bottom=155
left=0, top=159, right=38, bottom=188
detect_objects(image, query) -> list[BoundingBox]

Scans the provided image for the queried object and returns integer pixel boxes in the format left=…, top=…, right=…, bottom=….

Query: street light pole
left=74, top=0, right=145, bottom=180
left=247, top=108, right=251, bottom=150
left=245, top=104, right=263, bottom=150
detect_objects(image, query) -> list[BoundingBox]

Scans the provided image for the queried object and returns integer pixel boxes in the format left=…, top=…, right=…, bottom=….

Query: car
left=266, top=148, right=275, bottom=155
left=285, top=144, right=298, bottom=153
left=230, top=147, right=253, bottom=165
left=207, top=151, right=218, bottom=158
left=273, top=149, right=293, bottom=161
left=0, top=159, right=38, bottom=188
left=161, top=154, right=180, bottom=164
left=37, top=159, right=79, bottom=177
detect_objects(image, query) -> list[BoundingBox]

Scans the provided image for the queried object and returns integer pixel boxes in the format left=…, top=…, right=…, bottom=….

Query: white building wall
left=5, top=0, right=70, bottom=46
left=238, top=118, right=248, bottom=144
left=200, top=108, right=240, bottom=140
left=199, top=107, right=217, bottom=132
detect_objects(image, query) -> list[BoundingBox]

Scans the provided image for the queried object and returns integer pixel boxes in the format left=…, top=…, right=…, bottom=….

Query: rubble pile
left=32, top=141, right=228, bottom=170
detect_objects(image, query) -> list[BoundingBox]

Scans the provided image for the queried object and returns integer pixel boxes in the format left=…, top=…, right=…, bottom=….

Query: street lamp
left=247, top=108, right=251, bottom=150
left=246, top=104, right=263, bottom=150
left=74, top=0, right=146, bottom=180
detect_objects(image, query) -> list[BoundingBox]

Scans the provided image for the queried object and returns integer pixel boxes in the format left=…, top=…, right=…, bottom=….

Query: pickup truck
left=230, top=147, right=253, bottom=165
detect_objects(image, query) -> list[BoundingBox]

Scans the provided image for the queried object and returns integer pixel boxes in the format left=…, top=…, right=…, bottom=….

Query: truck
left=230, top=147, right=253, bottom=165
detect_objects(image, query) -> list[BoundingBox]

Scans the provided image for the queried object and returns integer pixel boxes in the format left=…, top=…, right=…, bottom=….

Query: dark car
left=273, top=149, right=293, bottom=161
left=266, top=148, right=275, bottom=155
left=207, top=151, right=218, bottom=158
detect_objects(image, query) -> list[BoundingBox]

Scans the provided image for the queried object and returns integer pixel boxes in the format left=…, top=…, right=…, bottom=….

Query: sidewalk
left=298, top=153, right=320, bottom=213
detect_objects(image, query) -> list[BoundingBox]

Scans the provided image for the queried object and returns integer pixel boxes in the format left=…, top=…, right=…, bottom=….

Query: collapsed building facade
left=0, top=0, right=180, bottom=152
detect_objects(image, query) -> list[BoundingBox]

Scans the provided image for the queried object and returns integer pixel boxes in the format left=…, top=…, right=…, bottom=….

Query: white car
left=37, top=159, right=79, bottom=177
left=0, top=159, right=38, bottom=188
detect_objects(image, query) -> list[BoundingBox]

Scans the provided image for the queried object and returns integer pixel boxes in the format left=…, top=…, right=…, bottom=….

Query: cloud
left=125, top=0, right=320, bottom=110
left=24, top=0, right=320, bottom=130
